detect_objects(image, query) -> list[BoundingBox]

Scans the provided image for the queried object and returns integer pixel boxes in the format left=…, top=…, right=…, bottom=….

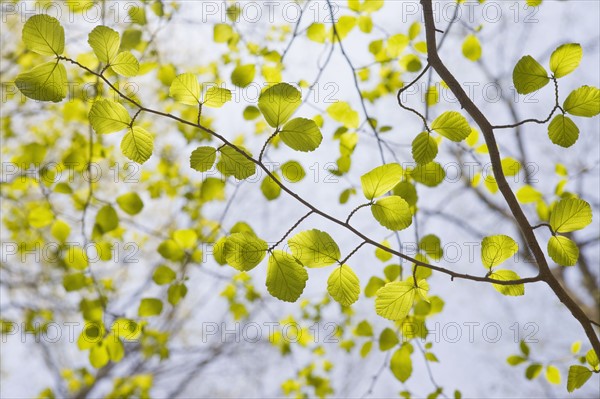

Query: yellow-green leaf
left=481, top=235, right=518, bottom=269
left=121, top=126, right=153, bottom=164
left=549, top=43, right=582, bottom=78
left=307, top=23, right=326, bottom=43
left=545, top=365, right=561, bottom=385
left=231, top=64, right=256, bottom=88
left=288, top=229, right=341, bottom=267
left=371, top=196, right=412, bottom=231
left=563, top=86, right=600, bottom=117
left=15, top=61, right=67, bottom=102
left=258, top=83, right=302, bottom=128
left=88, top=25, right=120, bottom=63
left=489, top=269, right=525, bottom=296
left=327, top=265, right=360, bottom=306
left=327, top=102, right=359, bottom=129
left=217, top=146, right=256, bottom=180
left=89, top=99, right=131, bottom=134
left=513, top=55, right=549, bottom=94
left=116, top=192, right=144, bottom=215
left=462, top=34, right=482, bottom=62
left=224, top=232, right=268, bottom=271
left=360, top=163, right=403, bottom=200
left=549, top=198, right=592, bottom=233
left=567, top=365, right=592, bottom=392
left=203, top=87, right=232, bottom=108
left=548, top=235, right=579, bottom=266
left=23, top=15, right=64, bottom=56
left=431, top=111, right=471, bottom=142
left=169, top=73, right=201, bottom=105
left=376, top=280, right=427, bottom=320
left=279, top=117, right=323, bottom=152
left=111, top=51, right=139, bottom=77
left=138, top=298, right=163, bottom=317
left=190, top=146, right=217, bottom=172
left=548, top=114, right=579, bottom=147
left=266, top=250, right=308, bottom=302
left=412, top=132, right=438, bottom=164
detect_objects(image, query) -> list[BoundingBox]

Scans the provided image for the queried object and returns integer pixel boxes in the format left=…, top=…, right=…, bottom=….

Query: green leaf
left=231, top=64, right=256, bottom=88
left=567, top=365, right=593, bottom=392
left=360, top=163, right=403, bottom=200
left=545, top=365, right=561, bottom=385
left=260, top=173, right=282, bottom=201
left=173, top=229, right=197, bottom=250
left=22, top=15, right=64, bottom=56
left=327, top=102, right=360, bottom=129
left=169, top=73, right=201, bottom=105
left=288, top=229, right=341, bottom=267
left=279, top=117, right=323, bottom=152
left=365, top=276, right=386, bottom=298
left=138, top=298, right=163, bottom=317
left=548, top=235, right=579, bottom=266
left=375, top=280, right=423, bottom=320
left=121, top=126, right=153, bottom=164
left=548, top=114, right=579, bottom=148
left=462, top=34, right=482, bottom=62
left=516, top=185, right=543, bottom=203
left=51, top=220, right=71, bottom=242
left=266, top=250, right=308, bottom=302
left=549, top=198, right=592, bottom=233
left=411, top=132, right=438, bottom=164
left=419, top=234, right=443, bottom=261
left=563, top=86, right=600, bottom=117
left=95, top=205, right=118, bottom=234
left=116, top=192, right=144, bottom=215
left=355, top=320, right=373, bottom=337
left=111, top=51, right=139, bottom=77
left=307, top=23, right=326, bottom=43
left=213, top=23, right=234, bottom=43
left=525, top=363, right=543, bottom=380
left=513, top=55, right=549, bottom=94
left=586, top=349, right=599, bottom=369
left=258, top=83, right=302, bottom=128
left=489, top=270, right=525, bottom=296
left=190, top=146, right=217, bottom=172
left=360, top=341, right=373, bottom=358
left=89, top=99, right=131, bottom=134
left=390, top=345, right=413, bottom=382
left=481, top=235, right=519, bottom=269
left=64, top=246, right=88, bottom=270
left=327, top=265, right=360, bottom=306
left=549, top=43, right=582, bottom=78
left=412, top=162, right=445, bottom=187
left=507, top=355, right=527, bottom=366
left=168, top=283, right=188, bottom=306
left=90, top=342, right=109, bottom=369
left=15, top=61, right=67, bottom=102
left=379, top=328, right=399, bottom=351
left=217, top=146, right=256, bottom=180
left=224, top=232, right=268, bottom=271
left=158, top=239, right=185, bottom=261
left=106, top=338, right=124, bottom=363
left=88, top=25, right=120, bottom=63
left=375, top=240, right=393, bottom=262
left=153, top=265, right=176, bottom=285
left=281, top=161, right=306, bottom=183
left=431, top=111, right=471, bottom=142
left=371, top=196, right=412, bottom=231
left=203, top=87, right=232, bottom=108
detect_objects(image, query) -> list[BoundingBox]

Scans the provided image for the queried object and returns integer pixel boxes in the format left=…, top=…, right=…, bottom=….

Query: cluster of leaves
left=4, top=0, right=600, bottom=397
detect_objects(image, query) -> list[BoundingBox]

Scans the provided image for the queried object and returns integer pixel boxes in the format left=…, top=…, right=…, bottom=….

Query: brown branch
left=419, top=0, right=599, bottom=353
